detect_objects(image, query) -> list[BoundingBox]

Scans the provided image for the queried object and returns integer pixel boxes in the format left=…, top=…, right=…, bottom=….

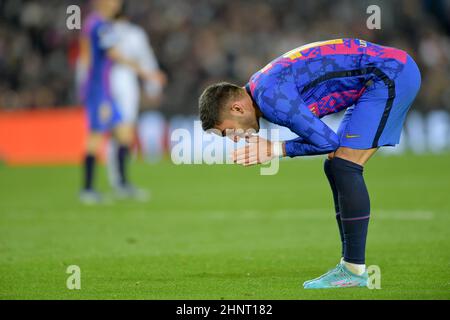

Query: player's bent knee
left=114, top=124, right=134, bottom=145
left=334, top=147, right=377, bottom=166
left=324, top=158, right=332, bottom=176
left=86, top=133, right=103, bottom=153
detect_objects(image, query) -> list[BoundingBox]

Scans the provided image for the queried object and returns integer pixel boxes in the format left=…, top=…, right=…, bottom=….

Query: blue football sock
left=330, top=157, right=370, bottom=264
left=324, top=159, right=344, bottom=257
left=83, top=154, right=96, bottom=191
left=117, top=145, right=129, bottom=186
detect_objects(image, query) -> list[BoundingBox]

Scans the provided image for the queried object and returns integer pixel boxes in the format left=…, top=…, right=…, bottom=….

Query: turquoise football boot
left=303, top=263, right=342, bottom=286
left=303, top=263, right=368, bottom=289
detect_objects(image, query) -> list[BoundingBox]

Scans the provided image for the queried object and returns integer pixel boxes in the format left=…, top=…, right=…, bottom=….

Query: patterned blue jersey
left=246, top=38, right=408, bottom=156
left=80, top=13, right=122, bottom=132
left=81, top=13, right=117, bottom=103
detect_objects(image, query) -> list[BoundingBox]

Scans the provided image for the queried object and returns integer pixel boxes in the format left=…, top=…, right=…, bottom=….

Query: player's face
left=215, top=96, right=259, bottom=142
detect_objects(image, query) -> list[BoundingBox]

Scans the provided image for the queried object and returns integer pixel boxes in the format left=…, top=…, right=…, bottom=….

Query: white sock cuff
left=272, top=141, right=284, bottom=158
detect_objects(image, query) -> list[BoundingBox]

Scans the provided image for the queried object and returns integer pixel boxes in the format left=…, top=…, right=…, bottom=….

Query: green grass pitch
left=0, top=153, right=449, bottom=299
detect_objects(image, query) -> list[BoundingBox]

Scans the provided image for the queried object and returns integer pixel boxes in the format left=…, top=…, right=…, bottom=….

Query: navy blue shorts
left=337, top=55, right=421, bottom=149
left=85, top=94, right=122, bottom=133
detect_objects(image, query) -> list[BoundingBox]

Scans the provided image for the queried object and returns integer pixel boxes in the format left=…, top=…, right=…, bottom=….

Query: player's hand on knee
left=231, top=136, right=276, bottom=166
left=328, top=152, right=335, bottom=160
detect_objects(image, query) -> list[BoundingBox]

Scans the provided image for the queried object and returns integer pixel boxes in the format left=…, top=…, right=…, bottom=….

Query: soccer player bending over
left=78, top=0, right=164, bottom=203
left=198, top=39, right=421, bottom=289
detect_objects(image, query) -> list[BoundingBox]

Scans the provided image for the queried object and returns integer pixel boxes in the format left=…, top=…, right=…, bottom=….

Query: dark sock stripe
left=340, top=215, right=370, bottom=221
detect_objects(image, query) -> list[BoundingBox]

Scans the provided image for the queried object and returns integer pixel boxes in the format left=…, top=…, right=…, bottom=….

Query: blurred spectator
left=0, top=0, right=449, bottom=117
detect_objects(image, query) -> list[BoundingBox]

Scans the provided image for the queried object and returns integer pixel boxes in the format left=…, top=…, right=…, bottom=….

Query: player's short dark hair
left=198, top=82, right=244, bottom=131
left=115, top=1, right=128, bottom=19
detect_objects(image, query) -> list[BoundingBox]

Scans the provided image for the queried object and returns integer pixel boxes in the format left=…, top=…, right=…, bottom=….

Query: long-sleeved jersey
left=81, top=13, right=118, bottom=103
left=79, top=13, right=122, bottom=132
left=111, top=20, right=162, bottom=123
left=246, top=38, right=408, bottom=156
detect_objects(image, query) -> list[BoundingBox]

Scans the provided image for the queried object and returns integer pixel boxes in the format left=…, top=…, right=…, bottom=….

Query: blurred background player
left=78, top=0, right=159, bottom=203
left=106, top=3, right=167, bottom=198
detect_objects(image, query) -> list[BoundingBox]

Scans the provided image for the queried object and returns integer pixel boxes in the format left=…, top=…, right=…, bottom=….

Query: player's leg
left=304, top=56, right=421, bottom=289
left=83, top=132, right=103, bottom=189
left=323, top=158, right=344, bottom=255
left=106, top=137, right=120, bottom=188
left=302, top=158, right=348, bottom=287
left=80, top=131, right=103, bottom=203
left=112, top=123, right=134, bottom=188
left=303, top=112, right=377, bottom=288
left=329, top=147, right=376, bottom=274
left=305, top=99, right=381, bottom=289
left=333, top=56, right=420, bottom=273
left=304, top=145, right=377, bottom=287
left=322, top=108, right=354, bottom=258
left=112, top=123, right=150, bottom=201
left=108, top=69, right=140, bottom=189
left=334, top=147, right=377, bottom=166
left=80, top=98, right=108, bottom=203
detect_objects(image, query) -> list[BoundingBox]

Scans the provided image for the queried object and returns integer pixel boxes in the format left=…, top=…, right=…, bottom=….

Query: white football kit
left=107, top=20, right=164, bottom=187
left=111, top=20, right=162, bottom=124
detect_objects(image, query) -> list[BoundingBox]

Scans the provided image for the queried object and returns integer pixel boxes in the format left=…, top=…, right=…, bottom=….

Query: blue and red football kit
left=81, top=13, right=122, bottom=132
left=246, top=38, right=421, bottom=156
